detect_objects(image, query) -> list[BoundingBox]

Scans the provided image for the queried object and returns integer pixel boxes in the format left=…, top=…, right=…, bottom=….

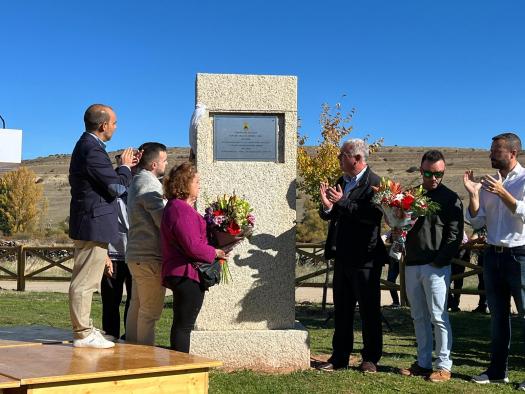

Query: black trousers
left=100, top=260, right=132, bottom=339
left=164, top=276, right=205, bottom=353
left=330, top=259, right=383, bottom=366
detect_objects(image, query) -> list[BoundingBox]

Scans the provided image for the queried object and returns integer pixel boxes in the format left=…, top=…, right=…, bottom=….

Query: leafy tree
left=298, top=102, right=383, bottom=205
left=296, top=198, right=328, bottom=242
left=0, top=167, right=47, bottom=235
left=297, top=102, right=383, bottom=241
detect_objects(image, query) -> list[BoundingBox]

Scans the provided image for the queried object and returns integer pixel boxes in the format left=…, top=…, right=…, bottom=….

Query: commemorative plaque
left=213, top=115, right=278, bottom=161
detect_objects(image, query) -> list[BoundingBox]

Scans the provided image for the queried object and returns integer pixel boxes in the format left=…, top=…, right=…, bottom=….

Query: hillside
left=23, top=146, right=494, bottom=228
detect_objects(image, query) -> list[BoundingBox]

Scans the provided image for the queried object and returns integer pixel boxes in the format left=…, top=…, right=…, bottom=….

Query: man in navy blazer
left=69, top=104, right=134, bottom=348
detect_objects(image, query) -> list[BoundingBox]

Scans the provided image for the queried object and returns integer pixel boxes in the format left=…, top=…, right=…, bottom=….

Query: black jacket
left=405, top=183, right=464, bottom=267
left=319, top=166, right=388, bottom=268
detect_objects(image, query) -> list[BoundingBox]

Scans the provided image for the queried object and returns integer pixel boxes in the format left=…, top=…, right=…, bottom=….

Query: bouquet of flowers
left=372, top=178, right=440, bottom=259
left=204, top=193, right=255, bottom=283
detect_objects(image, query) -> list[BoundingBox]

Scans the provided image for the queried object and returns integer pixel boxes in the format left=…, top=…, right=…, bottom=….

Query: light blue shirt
left=324, top=166, right=368, bottom=213
left=343, top=165, right=368, bottom=196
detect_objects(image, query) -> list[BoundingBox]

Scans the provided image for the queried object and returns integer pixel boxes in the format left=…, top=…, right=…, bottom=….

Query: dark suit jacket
left=319, top=166, right=388, bottom=269
left=69, top=132, right=132, bottom=244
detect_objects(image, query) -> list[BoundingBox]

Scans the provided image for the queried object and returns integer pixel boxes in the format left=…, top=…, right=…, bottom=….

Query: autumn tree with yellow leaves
left=0, top=167, right=47, bottom=235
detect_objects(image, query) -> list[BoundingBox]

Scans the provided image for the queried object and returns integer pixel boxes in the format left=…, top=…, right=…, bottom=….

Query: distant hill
left=23, top=146, right=494, bottom=228
left=23, top=147, right=190, bottom=227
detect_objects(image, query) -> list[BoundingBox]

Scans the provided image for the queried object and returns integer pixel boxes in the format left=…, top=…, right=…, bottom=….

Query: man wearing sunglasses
left=464, top=133, right=525, bottom=389
left=399, top=150, right=464, bottom=382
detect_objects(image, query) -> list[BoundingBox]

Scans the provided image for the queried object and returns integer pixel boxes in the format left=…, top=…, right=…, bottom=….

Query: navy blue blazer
left=69, top=132, right=132, bottom=244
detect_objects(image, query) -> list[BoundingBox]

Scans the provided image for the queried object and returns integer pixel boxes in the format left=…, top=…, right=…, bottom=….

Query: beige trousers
left=126, top=262, right=166, bottom=345
left=69, top=240, right=108, bottom=339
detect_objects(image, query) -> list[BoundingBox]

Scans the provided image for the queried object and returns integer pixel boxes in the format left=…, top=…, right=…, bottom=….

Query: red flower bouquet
left=204, top=194, right=255, bottom=283
left=372, top=178, right=440, bottom=259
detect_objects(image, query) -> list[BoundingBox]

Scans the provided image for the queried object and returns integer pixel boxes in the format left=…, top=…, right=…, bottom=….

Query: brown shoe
left=359, top=361, right=377, bottom=373
left=399, top=362, right=432, bottom=377
left=427, top=369, right=451, bottom=382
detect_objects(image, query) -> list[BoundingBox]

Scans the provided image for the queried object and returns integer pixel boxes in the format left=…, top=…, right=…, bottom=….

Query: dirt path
left=2, top=280, right=513, bottom=313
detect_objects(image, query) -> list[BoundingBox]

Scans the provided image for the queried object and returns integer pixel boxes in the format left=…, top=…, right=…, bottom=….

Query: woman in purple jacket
left=161, top=162, right=227, bottom=353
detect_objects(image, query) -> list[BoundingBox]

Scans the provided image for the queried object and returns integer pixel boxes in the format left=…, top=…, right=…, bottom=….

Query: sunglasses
left=422, top=170, right=444, bottom=179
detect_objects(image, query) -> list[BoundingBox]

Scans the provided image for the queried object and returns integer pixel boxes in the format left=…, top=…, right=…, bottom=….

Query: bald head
left=84, top=104, right=113, bottom=132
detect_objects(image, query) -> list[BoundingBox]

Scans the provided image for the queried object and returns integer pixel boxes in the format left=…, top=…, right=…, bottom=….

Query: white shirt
left=467, top=162, right=525, bottom=247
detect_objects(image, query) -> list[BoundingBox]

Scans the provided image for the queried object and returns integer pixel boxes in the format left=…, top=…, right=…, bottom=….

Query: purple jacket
left=161, top=198, right=216, bottom=284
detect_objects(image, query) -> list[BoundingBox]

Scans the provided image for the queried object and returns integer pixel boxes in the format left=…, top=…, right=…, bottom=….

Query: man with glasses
left=125, top=142, right=168, bottom=345
left=464, top=133, right=525, bottom=389
left=317, top=138, right=388, bottom=373
left=399, top=150, right=463, bottom=382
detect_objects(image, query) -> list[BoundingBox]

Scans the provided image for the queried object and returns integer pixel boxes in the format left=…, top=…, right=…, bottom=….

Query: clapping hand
left=327, top=184, right=344, bottom=204
left=481, top=173, right=504, bottom=196
left=132, top=149, right=143, bottom=167
left=320, top=181, right=332, bottom=210
left=463, top=170, right=482, bottom=195
left=120, top=147, right=135, bottom=167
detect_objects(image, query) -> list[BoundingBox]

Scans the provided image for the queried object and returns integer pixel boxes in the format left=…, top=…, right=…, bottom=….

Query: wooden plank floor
left=0, top=375, right=19, bottom=389
left=0, top=343, right=222, bottom=385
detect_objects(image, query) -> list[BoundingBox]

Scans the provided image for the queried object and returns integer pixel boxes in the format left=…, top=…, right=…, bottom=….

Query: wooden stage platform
left=0, top=327, right=221, bottom=394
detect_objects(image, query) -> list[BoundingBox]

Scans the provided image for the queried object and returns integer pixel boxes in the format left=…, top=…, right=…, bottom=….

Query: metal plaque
left=213, top=115, right=278, bottom=161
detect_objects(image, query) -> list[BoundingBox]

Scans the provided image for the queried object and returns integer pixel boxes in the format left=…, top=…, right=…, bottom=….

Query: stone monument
left=190, top=73, right=310, bottom=371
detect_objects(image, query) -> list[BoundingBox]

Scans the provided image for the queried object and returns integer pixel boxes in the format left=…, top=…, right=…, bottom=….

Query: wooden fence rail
left=0, top=245, right=74, bottom=291
left=1, top=243, right=485, bottom=299
left=296, top=242, right=484, bottom=309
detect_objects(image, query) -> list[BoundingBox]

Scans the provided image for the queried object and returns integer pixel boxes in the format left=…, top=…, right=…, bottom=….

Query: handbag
left=193, top=260, right=221, bottom=290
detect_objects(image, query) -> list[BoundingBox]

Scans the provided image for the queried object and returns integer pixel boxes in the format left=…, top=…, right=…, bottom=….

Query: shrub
left=0, top=167, right=48, bottom=235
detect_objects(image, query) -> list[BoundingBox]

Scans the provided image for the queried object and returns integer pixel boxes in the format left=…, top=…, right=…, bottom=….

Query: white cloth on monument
left=189, top=103, right=206, bottom=154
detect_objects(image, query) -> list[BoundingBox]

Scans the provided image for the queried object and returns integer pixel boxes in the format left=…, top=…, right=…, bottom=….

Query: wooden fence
left=0, top=243, right=484, bottom=298
left=296, top=242, right=484, bottom=309
left=0, top=245, right=74, bottom=291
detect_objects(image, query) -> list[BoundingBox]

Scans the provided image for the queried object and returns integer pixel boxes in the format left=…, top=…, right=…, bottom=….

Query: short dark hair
left=163, top=162, right=197, bottom=200
left=492, top=132, right=522, bottom=153
left=84, top=104, right=112, bottom=131
left=138, top=142, right=167, bottom=168
left=421, top=150, right=445, bottom=165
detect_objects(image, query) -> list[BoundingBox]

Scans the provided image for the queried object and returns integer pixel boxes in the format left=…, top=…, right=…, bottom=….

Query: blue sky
left=2, top=1, right=524, bottom=159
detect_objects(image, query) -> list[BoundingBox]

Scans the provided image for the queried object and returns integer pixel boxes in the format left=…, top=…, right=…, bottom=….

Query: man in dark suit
left=317, top=138, right=387, bottom=373
left=69, top=104, right=134, bottom=348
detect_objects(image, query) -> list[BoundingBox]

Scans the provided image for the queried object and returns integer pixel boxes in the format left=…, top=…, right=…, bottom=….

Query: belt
left=489, top=244, right=525, bottom=254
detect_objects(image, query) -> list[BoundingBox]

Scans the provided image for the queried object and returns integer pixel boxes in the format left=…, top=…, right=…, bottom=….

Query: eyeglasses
left=422, top=170, right=444, bottom=179
left=337, top=152, right=353, bottom=160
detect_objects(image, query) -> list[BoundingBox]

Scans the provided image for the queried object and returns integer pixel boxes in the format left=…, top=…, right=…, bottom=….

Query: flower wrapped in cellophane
left=372, top=178, right=439, bottom=259
left=204, top=194, right=255, bottom=283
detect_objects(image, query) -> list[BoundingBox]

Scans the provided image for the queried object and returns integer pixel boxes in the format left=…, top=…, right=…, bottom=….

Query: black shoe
left=316, top=361, right=348, bottom=371
left=472, top=305, right=488, bottom=314
left=449, top=306, right=460, bottom=312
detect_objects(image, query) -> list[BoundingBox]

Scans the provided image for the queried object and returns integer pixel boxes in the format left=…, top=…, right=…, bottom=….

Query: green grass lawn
left=1, top=290, right=524, bottom=393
